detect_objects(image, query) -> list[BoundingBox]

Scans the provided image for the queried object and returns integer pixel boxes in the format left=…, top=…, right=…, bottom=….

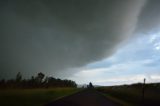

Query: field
left=0, top=88, right=79, bottom=106
left=97, top=83, right=160, bottom=106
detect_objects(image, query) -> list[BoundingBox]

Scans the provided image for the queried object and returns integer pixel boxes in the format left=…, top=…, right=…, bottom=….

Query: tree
left=16, top=72, right=22, bottom=82
left=0, top=79, right=6, bottom=88
left=0, top=72, right=77, bottom=89
left=36, top=72, right=45, bottom=83
left=88, top=82, right=93, bottom=88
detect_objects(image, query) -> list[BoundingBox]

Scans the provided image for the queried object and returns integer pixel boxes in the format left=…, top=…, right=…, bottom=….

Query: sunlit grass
left=0, top=88, right=79, bottom=106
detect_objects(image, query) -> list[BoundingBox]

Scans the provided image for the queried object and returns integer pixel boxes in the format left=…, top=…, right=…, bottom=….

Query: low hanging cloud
left=0, top=0, right=147, bottom=78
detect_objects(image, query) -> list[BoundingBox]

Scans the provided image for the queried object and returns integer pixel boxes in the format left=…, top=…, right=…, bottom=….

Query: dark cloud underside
left=0, top=0, right=146, bottom=78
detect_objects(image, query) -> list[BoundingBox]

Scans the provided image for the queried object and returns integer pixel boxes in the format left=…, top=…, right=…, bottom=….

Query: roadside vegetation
left=0, top=72, right=78, bottom=106
left=0, top=72, right=77, bottom=89
left=97, top=83, right=160, bottom=106
left=0, top=87, right=79, bottom=106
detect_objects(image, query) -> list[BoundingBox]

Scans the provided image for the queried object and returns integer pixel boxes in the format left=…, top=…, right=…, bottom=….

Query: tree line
left=0, top=72, right=77, bottom=89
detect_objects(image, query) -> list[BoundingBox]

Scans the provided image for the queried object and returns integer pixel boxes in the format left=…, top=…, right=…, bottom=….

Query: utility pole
left=142, top=78, right=146, bottom=104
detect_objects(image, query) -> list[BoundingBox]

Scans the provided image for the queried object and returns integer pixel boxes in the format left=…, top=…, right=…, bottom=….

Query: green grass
left=0, top=88, right=79, bottom=106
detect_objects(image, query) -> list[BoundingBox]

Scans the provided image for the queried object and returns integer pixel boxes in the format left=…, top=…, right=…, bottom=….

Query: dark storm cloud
left=137, top=0, right=160, bottom=33
left=0, top=0, right=146, bottom=78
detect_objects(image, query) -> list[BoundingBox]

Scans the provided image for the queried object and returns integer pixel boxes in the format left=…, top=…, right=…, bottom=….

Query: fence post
left=142, top=78, right=146, bottom=104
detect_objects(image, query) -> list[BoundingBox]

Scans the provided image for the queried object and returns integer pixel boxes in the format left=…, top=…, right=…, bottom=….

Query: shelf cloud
left=0, top=0, right=148, bottom=78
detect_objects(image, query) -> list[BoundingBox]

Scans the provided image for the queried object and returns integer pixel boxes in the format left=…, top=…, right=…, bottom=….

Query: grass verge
left=96, top=84, right=160, bottom=106
left=0, top=88, right=79, bottom=106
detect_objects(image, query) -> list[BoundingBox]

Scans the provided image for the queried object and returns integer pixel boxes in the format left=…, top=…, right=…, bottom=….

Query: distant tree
left=0, top=79, right=6, bottom=88
left=88, top=82, right=94, bottom=88
left=28, top=76, right=36, bottom=88
left=33, top=72, right=45, bottom=87
left=16, top=72, right=22, bottom=82
left=0, top=72, right=77, bottom=89
left=47, top=77, right=56, bottom=87
left=36, top=72, right=45, bottom=83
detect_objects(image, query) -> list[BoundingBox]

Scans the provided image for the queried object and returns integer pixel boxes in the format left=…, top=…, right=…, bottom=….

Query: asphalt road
left=45, top=89, right=120, bottom=106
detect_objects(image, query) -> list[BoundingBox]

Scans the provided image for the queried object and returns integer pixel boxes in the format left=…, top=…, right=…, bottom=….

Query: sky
left=1, top=0, right=160, bottom=85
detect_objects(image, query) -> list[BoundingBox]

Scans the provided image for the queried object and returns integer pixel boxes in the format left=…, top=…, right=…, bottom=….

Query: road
left=45, top=89, right=120, bottom=106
